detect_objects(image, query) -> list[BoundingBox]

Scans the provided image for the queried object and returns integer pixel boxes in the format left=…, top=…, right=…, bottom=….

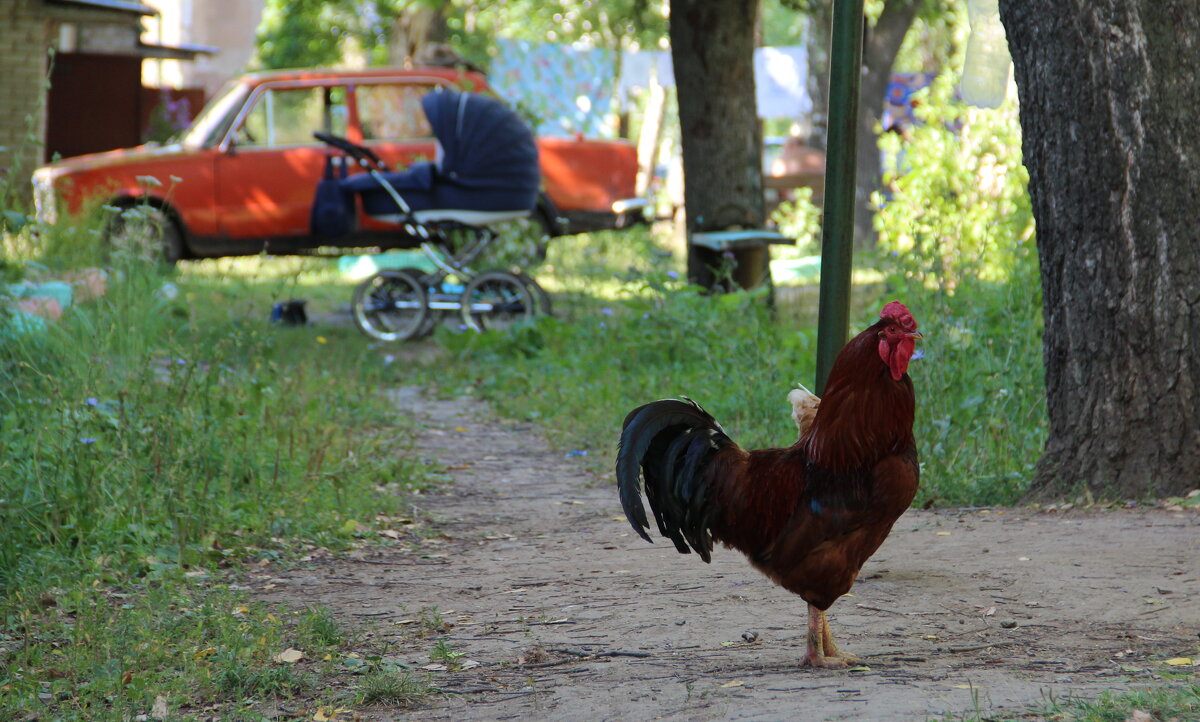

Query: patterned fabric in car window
left=358, top=85, right=435, bottom=142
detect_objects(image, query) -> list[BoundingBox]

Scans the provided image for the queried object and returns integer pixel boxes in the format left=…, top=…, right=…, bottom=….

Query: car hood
left=38, top=143, right=193, bottom=177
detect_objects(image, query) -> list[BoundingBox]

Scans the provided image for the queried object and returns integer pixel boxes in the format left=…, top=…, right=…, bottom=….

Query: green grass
left=423, top=227, right=1047, bottom=506
left=357, top=668, right=435, bottom=706
left=937, top=684, right=1200, bottom=721
left=1045, top=684, right=1200, bottom=721
left=0, top=212, right=445, bottom=718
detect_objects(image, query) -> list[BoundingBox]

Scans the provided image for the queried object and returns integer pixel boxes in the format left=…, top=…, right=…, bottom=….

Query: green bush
left=874, top=71, right=1044, bottom=504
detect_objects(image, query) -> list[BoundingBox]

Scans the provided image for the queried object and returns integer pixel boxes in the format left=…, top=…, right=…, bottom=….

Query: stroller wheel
left=398, top=266, right=444, bottom=337
left=352, top=270, right=429, bottom=342
left=513, top=271, right=553, bottom=317
left=460, top=270, right=536, bottom=333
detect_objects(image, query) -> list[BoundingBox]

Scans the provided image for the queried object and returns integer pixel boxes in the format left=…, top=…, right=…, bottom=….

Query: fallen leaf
left=454, top=426, right=469, bottom=432
left=150, top=695, right=169, bottom=719
left=378, top=529, right=404, bottom=540
left=274, top=648, right=304, bottom=664
left=719, top=680, right=744, bottom=687
left=1018, top=556, right=1031, bottom=561
left=952, top=684, right=974, bottom=689
left=460, top=659, right=481, bottom=669
left=193, top=647, right=217, bottom=660
left=421, top=663, right=448, bottom=671
left=121, top=670, right=133, bottom=685
left=848, top=665, right=871, bottom=673
left=1163, top=657, right=1194, bottom=666
left=935, top=531, right=951, bottom=536
left=1126, top=711, right=1153, bottom=722
left=982, top=606, right=996, bottom=617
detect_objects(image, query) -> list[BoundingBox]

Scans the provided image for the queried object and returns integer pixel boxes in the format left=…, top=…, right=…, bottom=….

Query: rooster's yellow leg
left=800, top=604, right=848, bottom=668
left=820, top=611, right=861, bottom=664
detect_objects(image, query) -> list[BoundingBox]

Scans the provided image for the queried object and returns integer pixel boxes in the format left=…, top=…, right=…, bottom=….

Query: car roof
left=235, top=66, right=486, bottom=87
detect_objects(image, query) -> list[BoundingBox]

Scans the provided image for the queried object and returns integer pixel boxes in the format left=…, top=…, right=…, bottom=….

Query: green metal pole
left=814, top=0, right=865, bottom=394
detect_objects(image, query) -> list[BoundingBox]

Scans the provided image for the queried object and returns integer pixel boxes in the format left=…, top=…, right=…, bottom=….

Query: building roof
left=139, top=41, right=220, bottom=60
left=45, top=0, right=157, bottom=15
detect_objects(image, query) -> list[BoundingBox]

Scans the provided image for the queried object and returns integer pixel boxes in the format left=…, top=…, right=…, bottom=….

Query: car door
left=214, top=83, right=349, bottom=244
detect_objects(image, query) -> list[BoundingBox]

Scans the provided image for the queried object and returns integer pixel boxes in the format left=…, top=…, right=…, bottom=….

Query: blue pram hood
left=342, top=89, right=540, bottom=217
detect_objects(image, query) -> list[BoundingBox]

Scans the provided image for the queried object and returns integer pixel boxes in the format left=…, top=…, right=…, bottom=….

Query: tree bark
left=805, top=0, right=920, bottom=248
left=390, top=6, right=448, bottom=66
left=855, top=0, right=920, bottom=248
left=1000, top=1, right=1200, bottom=499
left=670, top=0, right=765, bottom=289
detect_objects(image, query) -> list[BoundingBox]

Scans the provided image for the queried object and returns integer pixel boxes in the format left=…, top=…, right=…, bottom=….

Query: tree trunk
left=670, top=0, right=765, bottom=289
left=805, top=0, right=919, bottom=248
left=855, top=0, right=920, bottom=248
left=390, top=6, right=448, bottom=66
left=1000, top=1, right=1200, bottom=499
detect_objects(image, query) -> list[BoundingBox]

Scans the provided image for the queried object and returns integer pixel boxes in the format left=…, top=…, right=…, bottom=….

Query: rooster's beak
left=908, top=331, right=923, bottom=341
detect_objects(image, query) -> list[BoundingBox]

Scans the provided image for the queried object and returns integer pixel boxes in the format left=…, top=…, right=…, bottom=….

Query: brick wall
left=0, top=0, right=50, bottom=202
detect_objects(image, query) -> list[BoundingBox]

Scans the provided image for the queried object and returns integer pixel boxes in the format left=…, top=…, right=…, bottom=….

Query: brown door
left=46, top=52, right=142, bottom=160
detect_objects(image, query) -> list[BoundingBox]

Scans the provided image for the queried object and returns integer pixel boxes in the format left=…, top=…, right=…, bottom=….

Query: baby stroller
left=311, top=89, right=552, bottom=342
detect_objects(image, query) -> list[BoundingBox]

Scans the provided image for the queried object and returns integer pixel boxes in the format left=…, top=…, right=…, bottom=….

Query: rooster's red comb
left=880, top=301, right=917, bottom=331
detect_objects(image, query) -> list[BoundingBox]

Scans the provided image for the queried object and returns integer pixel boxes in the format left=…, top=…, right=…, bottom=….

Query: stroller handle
left=312, top=131, right=387, bottom=171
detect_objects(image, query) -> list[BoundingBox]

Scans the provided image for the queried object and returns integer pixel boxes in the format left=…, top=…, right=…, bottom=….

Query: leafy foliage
left=872, top=72, right=1043, bottom=503
left=255, top=0, right=670, bottom=72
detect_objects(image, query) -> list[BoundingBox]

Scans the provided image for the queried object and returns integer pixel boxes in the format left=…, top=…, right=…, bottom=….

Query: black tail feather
left=616, top=398, right=735, bottom=562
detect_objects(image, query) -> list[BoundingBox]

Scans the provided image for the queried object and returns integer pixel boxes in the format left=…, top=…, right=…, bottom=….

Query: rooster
left=617, top=301, right=921, bottom=667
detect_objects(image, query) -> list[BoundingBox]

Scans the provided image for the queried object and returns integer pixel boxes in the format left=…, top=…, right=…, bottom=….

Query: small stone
left=1000, top=620, right=1018, bottom=629
left=742, top=631, right=759, bottom=643
left=675, top=620, right=686, bottom=626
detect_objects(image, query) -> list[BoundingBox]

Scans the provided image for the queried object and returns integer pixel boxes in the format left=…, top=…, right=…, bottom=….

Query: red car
left=31, top=67, right=642, bottom=261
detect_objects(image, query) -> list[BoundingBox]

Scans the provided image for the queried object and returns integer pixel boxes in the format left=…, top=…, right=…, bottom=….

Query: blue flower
left=80, top=437, right=97, bottom=445
left=911, top=349, right=925, bottom=361
left=666, top=270, right=679, bottom=279
left=600, top=307, right=613, bottom=316
left=85, top=397, right=98, bottom=407
left=598, top=321, right=606, bottom=329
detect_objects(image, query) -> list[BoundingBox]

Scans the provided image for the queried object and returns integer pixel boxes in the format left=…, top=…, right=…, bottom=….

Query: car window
left=235, top=86, right=348, bottom=148
left=356, top=84, right=436, bottom=142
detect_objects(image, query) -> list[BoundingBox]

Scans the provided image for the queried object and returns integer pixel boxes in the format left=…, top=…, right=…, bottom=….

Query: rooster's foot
left=799, top=652, right=849, bottom=669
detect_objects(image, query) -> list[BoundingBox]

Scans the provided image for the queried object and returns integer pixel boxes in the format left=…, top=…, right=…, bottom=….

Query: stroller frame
left=313, top=131, right=550, bottom=341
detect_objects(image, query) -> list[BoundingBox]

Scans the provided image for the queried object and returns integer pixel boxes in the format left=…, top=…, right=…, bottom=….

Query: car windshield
left=179, top=81, right=251, bottom=150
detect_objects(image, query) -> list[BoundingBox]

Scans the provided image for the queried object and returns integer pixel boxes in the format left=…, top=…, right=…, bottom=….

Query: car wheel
left=106, top=205, right=185, bottom=264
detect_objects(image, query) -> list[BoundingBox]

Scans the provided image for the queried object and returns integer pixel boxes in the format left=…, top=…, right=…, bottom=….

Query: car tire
left=106, top=204, right=186, bottom=265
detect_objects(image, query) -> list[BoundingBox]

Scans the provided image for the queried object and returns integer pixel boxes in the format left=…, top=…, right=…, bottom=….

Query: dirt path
left=258, top=389, right=1199, bottom=720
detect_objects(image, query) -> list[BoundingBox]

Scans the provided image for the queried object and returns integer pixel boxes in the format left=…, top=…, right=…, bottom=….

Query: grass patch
left=0, top=211, right=441, bottom=718
left=423, top=227, right=1046, bottom=506
left=0, top=580, right=324, bottom=718
left=1042, top=685, right=1200, bottom=722
left=357, top=668, right=435, bottom=707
